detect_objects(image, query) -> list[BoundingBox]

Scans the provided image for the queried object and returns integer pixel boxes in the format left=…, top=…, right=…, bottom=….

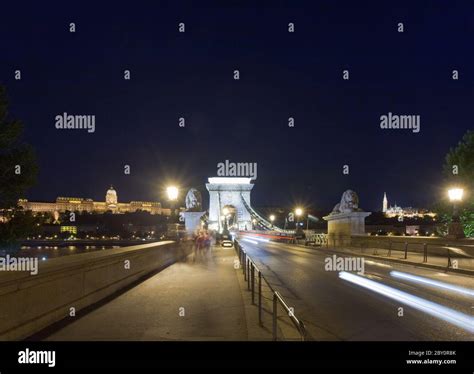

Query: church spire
left=383, top=192, right=388, bottom=213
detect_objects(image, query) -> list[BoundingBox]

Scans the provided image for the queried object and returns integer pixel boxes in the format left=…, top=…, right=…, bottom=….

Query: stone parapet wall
left=0, top=241, right=191, bottom=340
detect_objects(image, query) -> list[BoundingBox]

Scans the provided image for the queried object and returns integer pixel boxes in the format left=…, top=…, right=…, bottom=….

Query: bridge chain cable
left=240, top=194, right=295, bottom=234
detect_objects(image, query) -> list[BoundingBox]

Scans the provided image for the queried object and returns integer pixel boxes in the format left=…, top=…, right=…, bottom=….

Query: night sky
left=1, top=1, right=472, bottom=212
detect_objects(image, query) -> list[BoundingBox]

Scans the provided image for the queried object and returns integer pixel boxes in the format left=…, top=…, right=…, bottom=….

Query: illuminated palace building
left=18, top=186, right=168, bottom=215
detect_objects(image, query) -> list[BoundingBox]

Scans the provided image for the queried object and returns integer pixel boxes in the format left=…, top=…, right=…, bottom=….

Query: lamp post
left=295, top=208, right=303, bottom=228
left=294, top=208, right=303, bottom=241
left=222, top=208, right=230, bottom=234
left=167, top=186, right=179, bottom=240
left=269, top=214, right=275, bottom=229
left=447, top=187, right=465, bottom=239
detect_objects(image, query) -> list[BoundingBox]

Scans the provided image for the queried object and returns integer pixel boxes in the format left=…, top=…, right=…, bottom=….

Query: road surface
left=237, top=236, right=473, bottom=341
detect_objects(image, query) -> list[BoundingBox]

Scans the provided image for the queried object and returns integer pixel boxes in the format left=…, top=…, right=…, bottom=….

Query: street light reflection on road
left=339, top=271, right=474, bottom=333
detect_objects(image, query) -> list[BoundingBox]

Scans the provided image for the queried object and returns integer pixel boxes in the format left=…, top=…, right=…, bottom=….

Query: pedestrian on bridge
left=204, top=231, right=211, bottom=256
left=193, top=231, right=205, bottom=262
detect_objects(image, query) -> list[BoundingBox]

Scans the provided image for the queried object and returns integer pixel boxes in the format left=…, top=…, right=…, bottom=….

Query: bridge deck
left=40, top=246, right=262, bottom=341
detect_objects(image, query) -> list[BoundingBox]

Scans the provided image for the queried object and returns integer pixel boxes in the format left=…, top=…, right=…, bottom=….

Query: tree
left=444, top=130, right=474, bottom=189
left=440, top=130, right=474, bottom=237
left=0, top=85, right=38, bottom=249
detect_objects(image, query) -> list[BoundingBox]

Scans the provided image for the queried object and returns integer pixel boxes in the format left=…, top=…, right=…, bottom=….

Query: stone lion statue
left=185, top=188, right=202, bottom=211
left=331, top=190, right=361, bottom=214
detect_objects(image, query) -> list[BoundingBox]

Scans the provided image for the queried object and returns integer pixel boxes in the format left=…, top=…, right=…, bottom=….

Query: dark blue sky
left=1, top=0, right=472, bottom=211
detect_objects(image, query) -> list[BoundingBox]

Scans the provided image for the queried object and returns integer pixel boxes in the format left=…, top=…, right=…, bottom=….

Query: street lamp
left=166, top=186, right=179, bottom=240
left=295, top=207, right=303, bottom=227
left=448, top=188, right=463, bottom=203
left=269, top=214, right=275, bottom=228
left=166, top=186, right=179, bottom=201
left=447, top=187, right=465, bottom=239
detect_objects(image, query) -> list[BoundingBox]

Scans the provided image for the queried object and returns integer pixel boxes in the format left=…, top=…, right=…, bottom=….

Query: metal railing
left=311, top=234, right=472, bottom=270
left=305, top=233, right=328, bottom=246
left=235, top=240, right=306, bottom=341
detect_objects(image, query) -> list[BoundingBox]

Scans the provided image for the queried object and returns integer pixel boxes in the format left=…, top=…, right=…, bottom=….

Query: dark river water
left=1, top=244, right=123, bottom=259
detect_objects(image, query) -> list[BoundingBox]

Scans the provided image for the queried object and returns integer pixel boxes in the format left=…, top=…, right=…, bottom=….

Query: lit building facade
left=382, top=193, right=436, bottom=219
left=18, top=186, right=167, bottom=215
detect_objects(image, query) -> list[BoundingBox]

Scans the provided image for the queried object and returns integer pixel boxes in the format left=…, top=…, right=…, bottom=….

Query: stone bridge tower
left=206, top=177, right=254, bottom=232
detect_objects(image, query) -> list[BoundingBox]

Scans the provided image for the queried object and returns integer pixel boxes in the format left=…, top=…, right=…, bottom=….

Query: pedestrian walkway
left=42, top=246, right=264, bottom=341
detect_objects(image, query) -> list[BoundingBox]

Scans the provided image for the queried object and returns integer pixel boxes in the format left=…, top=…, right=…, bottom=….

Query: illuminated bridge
left=1, top=177, right=472, bottom=342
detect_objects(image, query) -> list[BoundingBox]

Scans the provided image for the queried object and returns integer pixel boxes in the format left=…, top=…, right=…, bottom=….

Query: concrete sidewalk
left=42, top=246, right=268, bottom=341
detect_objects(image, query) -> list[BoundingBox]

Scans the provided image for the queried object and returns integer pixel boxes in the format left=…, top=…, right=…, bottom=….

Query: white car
left=220, top=234, right=234, bottom=248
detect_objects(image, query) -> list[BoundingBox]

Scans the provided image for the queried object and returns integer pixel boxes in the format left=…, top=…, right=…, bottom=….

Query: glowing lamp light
left=448, top=188, right=463, bottom=202
left=208, top=177, right=252, bottom=184
left=269, top=215, right=275, bottom=222
left=166, top=186, right=179, bottom=201
left=295, top=208, right=303, bottom=216
left=222, top=207, right=229, bottom=216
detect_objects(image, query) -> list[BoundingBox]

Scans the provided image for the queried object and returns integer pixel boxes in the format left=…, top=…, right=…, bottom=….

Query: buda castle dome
left=105, top=186, right=118, bottom=207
